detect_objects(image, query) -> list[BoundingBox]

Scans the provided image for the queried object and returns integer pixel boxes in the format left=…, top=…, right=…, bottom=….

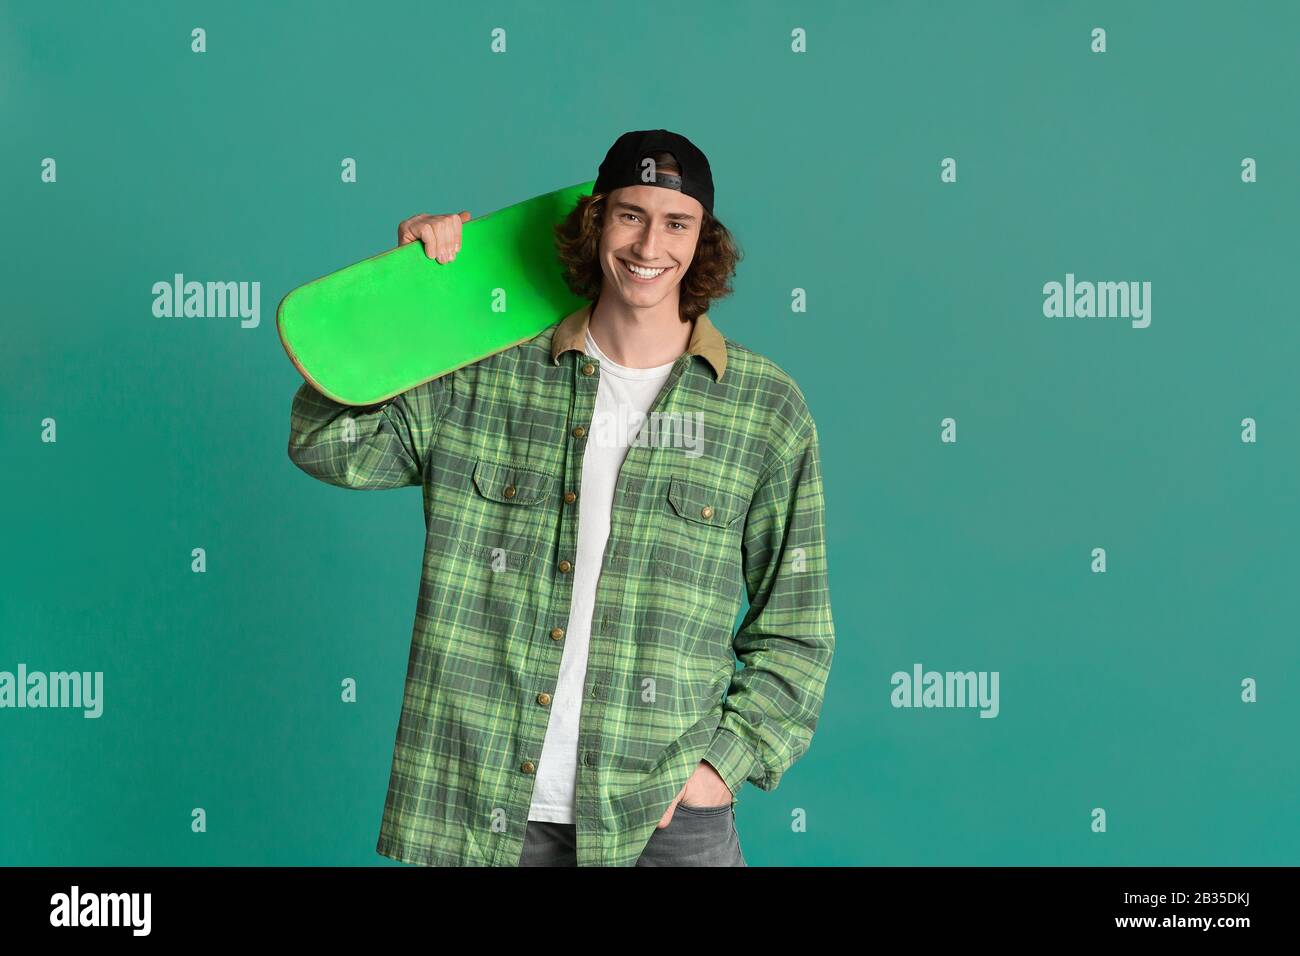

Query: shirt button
left=520, top=760, right=536, bottom=774
left=550, top=627, right=564, bottom=640
left=558, top=559, right=572, bottom=573
left=564, top=490, right=577, bottom=504
left=503, top=484, right=517, bottom=499
left=700, top=505, right=714, bottom=520
left=536, top=692, right=551, bottom=706
left=582, top=362, right=595, bottom=375
left=572, top=425, right=586, bottom=438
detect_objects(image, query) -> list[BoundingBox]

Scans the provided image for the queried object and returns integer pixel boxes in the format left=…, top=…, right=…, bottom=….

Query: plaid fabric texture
left=287, top=303, right=835, bottom=866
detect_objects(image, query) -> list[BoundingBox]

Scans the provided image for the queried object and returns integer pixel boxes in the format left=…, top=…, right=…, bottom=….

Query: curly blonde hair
left=553, top=152, right=743, bottom=323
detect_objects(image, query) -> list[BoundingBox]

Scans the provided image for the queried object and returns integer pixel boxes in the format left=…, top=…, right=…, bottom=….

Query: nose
left=633, top=225, right=660, bottom=261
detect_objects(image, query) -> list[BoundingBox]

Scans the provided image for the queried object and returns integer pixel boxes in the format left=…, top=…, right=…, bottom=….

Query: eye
left=668, top=222, right=687, bottom=231
left=621, top=213, right=641, bottom=223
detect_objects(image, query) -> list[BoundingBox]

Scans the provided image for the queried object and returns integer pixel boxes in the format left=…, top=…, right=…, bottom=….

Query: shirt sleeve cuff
left=702, top=726, right=763, bottom=796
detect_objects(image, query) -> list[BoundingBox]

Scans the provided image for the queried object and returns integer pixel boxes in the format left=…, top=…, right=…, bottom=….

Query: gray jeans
left=519, top=803, right=747, bottom=867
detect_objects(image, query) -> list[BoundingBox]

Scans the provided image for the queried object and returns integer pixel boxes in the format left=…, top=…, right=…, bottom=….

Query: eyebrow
left=613, top=202, right=697, bottom=222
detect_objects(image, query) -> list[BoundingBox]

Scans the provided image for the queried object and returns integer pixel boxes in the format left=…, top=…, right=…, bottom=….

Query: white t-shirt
left=527, top=328, right=677, bottom=823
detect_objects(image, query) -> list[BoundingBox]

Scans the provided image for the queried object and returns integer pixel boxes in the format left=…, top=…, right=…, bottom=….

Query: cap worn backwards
left=593, top=129, right=715, bottom=216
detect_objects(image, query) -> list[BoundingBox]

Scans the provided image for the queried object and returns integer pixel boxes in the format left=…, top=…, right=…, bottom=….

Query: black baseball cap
left=593, top=129, right=715, bottom=216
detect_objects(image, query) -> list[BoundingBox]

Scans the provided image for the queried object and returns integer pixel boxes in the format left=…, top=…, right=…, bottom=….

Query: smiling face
left=598, top=184, right=704, bottom=312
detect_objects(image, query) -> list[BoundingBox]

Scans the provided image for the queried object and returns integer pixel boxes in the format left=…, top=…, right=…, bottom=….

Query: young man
left=287, top=129, right=834, bottom=867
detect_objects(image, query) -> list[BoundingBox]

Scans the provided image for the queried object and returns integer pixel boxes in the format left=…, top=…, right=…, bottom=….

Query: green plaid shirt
left=287, top=304, right=835, bottom=866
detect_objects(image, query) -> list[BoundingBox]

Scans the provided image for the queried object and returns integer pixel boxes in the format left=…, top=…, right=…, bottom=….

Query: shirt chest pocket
left=459, top=457, right=555, bottom=570
left=653, top=474, right=749, bottom=592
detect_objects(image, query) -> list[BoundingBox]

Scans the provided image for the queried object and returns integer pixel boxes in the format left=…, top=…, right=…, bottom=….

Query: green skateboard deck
left=277, top=180, right=595, bottom=406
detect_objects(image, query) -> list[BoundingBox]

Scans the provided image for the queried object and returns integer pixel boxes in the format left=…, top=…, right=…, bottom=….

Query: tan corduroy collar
left=550, top=302, right=728, bottom=382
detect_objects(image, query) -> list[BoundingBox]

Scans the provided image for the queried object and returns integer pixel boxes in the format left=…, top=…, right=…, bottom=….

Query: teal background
left=2, top=0, right=1297, bottom=866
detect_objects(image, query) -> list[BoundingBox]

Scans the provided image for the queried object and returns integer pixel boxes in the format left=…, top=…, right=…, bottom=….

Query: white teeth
left=624, top=260, right=667, bottom=278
